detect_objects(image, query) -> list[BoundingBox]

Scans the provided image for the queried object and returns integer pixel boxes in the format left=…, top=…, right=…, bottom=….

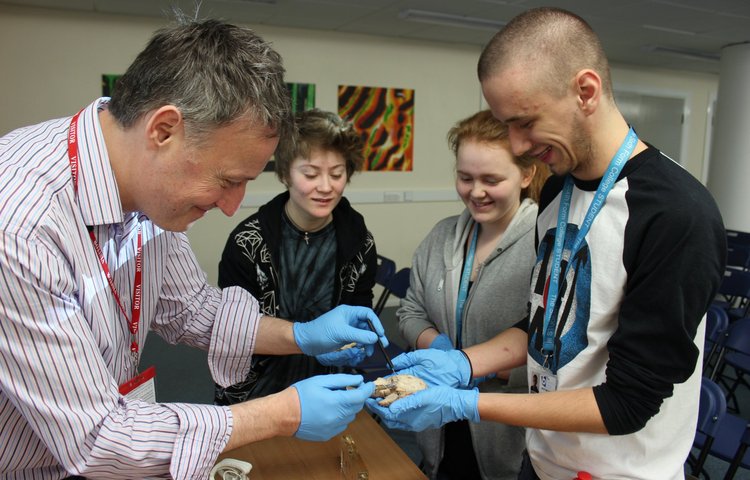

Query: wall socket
left=383, top=191, right=404, bottom=202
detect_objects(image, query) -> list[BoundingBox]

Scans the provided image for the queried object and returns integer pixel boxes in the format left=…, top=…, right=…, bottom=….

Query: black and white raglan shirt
left=522, top=145, right=725, bottom=480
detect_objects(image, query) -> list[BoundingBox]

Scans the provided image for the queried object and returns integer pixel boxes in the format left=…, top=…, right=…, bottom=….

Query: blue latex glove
left=292, top=373, right=374, bottom=441
left=293, top=305, right=389, bottom=356
left=428, top=333, right=453, bottom=351
left=366, top=385, right=479, bottom=431
left=316, top=345, right=367, bottom=367
left=391, top=349, right=472, bottom=388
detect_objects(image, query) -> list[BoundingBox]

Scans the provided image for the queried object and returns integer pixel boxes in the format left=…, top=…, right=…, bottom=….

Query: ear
left=574, top=69, right=602, bottom=116
left=145, top=105, right=183, bottom=147
left=520, top=163, right=536, bottom=189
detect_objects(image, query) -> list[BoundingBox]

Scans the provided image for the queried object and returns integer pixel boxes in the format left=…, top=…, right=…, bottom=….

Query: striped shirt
left=0, top=99, right=263, bottom=479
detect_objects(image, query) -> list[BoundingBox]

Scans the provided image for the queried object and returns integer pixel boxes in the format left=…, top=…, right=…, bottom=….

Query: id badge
left=119, top=365, right=156, bottom=402
left=529, top=364, right=557, bottom=393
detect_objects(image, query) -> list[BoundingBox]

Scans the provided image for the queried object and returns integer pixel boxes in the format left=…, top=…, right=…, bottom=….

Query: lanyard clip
left=542, top=352, right=553, bottom=369
left=130, top=341, right=139, bottom=373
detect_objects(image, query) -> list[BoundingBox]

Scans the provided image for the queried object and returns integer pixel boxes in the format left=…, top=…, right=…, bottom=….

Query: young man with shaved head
left=368, top=7, right=725, bottom=480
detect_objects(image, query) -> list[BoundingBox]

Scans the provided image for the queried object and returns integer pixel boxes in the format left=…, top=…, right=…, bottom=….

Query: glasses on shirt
left=210, top=458, right=253, bottom=480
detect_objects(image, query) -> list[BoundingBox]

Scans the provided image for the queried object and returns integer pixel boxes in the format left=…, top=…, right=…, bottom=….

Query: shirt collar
left=74, top=97, right=125, bottom=228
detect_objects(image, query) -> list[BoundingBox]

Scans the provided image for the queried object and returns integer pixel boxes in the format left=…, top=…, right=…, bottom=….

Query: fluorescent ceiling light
left=399, top=9, right=505, bottom=31
left=642, top=24, right=696, bottom=36
left=642, top=45, right=720, bottom=62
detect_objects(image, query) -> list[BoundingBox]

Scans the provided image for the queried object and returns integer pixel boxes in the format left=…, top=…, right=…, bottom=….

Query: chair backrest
left=373, top=255, right=397, bottom=315
left=706, top=304, right=730, bottom=344
left=373, top=267, right=411, bottom=315
left=387, top=267, right=411, bottom=300
left=690, top=377, right=728, bottom=476
left=704, top=305, right=730, bottom=374
left=727, top=245, right=750, bottom=271
left=697, top=377, right=727, bottom=436
left=709, top=316, right=750, bottom=380
left=727, top=229, right=750, bottom=248
left=722, top=317, right=750, bottom=353
left=375, top=255, right=396, bottom=288
left=717, top=270, right=750, bottom=313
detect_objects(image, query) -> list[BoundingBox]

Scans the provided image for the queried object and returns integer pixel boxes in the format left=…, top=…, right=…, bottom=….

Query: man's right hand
left=292, top=374, right=374, bottom=441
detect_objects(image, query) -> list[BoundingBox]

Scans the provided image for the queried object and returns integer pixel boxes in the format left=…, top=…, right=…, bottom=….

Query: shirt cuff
left=166, top=403, right=233, bottom=480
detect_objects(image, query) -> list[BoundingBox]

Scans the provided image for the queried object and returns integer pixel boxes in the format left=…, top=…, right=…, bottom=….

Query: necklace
left=284, top=203, right=332, bottom=245
left=285, top=210, right=310, bottom=244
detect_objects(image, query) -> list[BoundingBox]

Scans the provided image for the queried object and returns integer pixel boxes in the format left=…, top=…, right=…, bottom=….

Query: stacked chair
left=704, top=305, right=730, bottom=375
left=690, top=377, right=750, bottom=479
left=715, top=230, right=750, bottom=320
left=710, top=318, right=750, bottom=414
left=689, top=229, right=750, bottom=477
left=727, top=230, right=750, bottom=249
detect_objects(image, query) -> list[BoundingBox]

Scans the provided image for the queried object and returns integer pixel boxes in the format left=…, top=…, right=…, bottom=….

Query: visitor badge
left=119, top=365, right=156, bottom=402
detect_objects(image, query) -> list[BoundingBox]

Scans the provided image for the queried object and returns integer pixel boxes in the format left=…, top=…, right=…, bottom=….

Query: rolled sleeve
left=167, top=403, right=233, bottom=480
left=209, top=286, right=263, bottom=387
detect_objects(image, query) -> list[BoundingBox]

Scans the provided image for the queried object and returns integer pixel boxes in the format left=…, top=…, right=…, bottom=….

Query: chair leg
left=687, top=452, right=711, bottom=480
left=726, top=377, right=740, bottom=413
left=692, top=438, right=714, bottom=478
left=723, top=443, right=748, bottom=479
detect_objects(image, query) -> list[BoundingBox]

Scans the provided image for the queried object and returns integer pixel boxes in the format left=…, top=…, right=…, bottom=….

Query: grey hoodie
left=397, top=198, right=538, bottom=480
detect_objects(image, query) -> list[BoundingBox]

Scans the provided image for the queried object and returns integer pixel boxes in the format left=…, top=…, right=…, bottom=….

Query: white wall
left=611, top=68, right=718, bottom=181
left=0, top=4, right=720, bottom=285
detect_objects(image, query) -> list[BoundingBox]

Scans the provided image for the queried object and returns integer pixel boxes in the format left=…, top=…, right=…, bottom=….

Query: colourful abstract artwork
left=263, top=82, right=317, bottom=171
left=338, top=85, right=414, bottom=171
left=288, top=82, right=316, bottom=113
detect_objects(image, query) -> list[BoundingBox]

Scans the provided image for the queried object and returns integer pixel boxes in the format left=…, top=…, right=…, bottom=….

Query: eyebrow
left=298, top=164, right=345, bottom=171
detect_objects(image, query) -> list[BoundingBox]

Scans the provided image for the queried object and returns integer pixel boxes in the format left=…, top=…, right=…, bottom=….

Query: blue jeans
left=518, top=450, right=541, bottom=480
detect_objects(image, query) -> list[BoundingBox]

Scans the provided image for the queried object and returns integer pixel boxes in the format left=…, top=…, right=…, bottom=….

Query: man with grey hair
left=367, top=7, right=725, bottom=480
left=0, top=19, right=386, bottom=479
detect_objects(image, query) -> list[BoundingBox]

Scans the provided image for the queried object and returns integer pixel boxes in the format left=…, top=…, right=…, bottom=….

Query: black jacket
left=214, top=191, right=377, bottom=403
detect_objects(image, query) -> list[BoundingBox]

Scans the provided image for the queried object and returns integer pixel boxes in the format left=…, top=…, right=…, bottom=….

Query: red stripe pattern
left=0, top=99, right=261, bottom=478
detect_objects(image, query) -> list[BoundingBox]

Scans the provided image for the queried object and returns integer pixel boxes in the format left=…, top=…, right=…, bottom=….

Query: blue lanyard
left=542, top=127, right=638, bottom=359
left=455, top=224, right=479, bottom=349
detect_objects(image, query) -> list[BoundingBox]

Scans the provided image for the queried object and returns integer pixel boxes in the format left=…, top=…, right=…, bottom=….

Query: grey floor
left=140, top=306, right=750, bottom=479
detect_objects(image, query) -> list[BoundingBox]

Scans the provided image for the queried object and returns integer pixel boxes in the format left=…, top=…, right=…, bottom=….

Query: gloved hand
left=366, top=386, right=479, bottom=431
left=391, top=349, right=472, bottom=389
left=428, top=333, right=453, bottom=351
left=293, top=305, right=389, bottom=357
left=316, top=345, right=367, bottom=367
left=292, top=373, right=374, bottom=441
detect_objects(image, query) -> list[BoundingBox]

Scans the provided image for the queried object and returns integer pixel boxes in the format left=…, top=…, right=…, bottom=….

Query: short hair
left=478, top=7, right=612, bottom=100
left=447, top=110, right=548, bottom=203
left=108, top=19, right=293, bottom=146
left=274, top=109, right=364, bottom=184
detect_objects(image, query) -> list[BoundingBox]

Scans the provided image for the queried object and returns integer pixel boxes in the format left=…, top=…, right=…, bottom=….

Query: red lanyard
left=68, top=110, right=143, bottom=359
